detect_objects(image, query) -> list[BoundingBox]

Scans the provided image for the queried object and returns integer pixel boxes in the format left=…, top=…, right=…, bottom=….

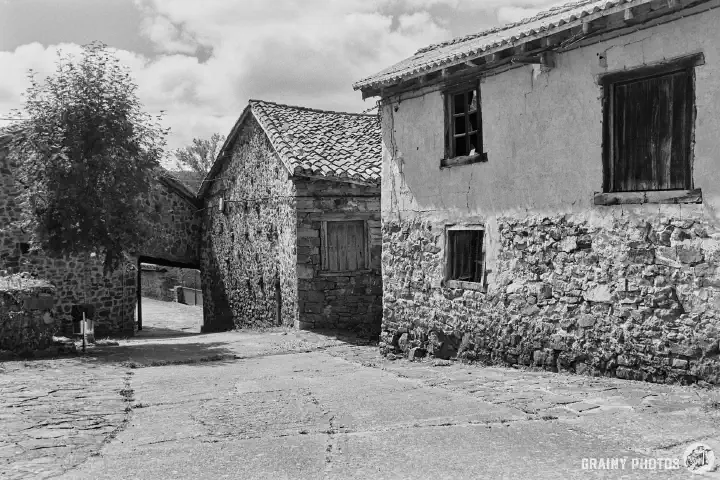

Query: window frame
left=443, top=224, right=486, bottom=291
left=600, top=53, right=703, bottom=196
left=320, top=219, right=370, bottom=274
left=441, top=81, right=487, bottom=168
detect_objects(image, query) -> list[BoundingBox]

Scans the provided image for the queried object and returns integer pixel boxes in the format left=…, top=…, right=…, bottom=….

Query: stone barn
left=0, top=125, right=202, bottom=348
left=199, top=100, right=382, bottom=334
left=355, top=0, right=720, bottom=384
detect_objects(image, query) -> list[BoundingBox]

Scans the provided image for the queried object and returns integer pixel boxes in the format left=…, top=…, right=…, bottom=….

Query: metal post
left=275, top=278, right=282, bottom=326
left=82, top=311, right=86, bottom=353
left=137, top=259, right=143, bottom=331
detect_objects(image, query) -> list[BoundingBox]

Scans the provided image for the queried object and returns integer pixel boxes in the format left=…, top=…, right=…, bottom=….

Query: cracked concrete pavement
left=0, top=359, right=131, bottom=480
left=2, top=299, right=720, bottom=479
left=32, top=333, right=720, bottom=478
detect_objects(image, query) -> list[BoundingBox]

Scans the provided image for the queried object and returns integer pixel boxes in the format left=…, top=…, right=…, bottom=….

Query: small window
left=444, top=83, right=484, bottom=163
left=603, top=57, right=698, bottom=192
left=322, top=220, right=368, bottom=272
left=446, top=227, right=484, bottom=286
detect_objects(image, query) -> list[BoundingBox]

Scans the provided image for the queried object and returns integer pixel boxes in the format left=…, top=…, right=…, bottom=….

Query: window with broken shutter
left=323, top=220, right=367, bottom=272
left=603, top=60, right=696, bottom=192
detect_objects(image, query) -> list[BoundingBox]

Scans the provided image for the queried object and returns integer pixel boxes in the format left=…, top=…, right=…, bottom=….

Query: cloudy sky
left=0, top=0, right=564, bottom=156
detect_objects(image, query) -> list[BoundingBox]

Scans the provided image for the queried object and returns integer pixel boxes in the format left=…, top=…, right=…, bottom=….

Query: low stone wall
left=382, top=213, right=720, bottom=385
left=0, top=274, right=57, bottom=353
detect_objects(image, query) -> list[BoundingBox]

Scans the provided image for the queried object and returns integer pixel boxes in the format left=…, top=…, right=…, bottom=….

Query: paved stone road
left=0, top=359, right=131, bottom=479
left=2, top=301, right=720, bottom=479
left=55, top=337, right=720, bottom=479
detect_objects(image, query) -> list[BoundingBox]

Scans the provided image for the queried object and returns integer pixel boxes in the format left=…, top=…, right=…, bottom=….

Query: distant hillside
left=167, top=170, right=204, bottom=194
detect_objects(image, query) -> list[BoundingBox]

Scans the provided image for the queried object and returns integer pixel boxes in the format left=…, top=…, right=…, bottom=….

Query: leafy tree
left=173, top=133, right=225, bottom=177
left=10, top=41, right=169, bottom=273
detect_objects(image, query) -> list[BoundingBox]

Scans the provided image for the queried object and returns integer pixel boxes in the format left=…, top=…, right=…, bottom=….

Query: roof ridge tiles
left=249, top=99, right=377, bottom=118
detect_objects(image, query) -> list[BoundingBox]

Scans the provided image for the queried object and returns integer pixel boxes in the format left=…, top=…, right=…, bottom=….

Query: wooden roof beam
left=624, top=7, right=634, bottom=22
left=486, top=49, right=510, bottom=63
left=465, top=58, right=484, bottom=67
left=541, top=51, right=556, bottom=69
left=447, top=63, right=468, bottom=75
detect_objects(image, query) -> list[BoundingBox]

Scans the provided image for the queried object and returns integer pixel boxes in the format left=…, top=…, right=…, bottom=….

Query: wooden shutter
left=325, top=221, right=366, bottom=272
left=610, top=69, right=693, bottom=192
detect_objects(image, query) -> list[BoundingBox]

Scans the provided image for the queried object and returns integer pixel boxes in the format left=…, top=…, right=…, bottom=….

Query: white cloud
left=0, top=0, right=566, bottom=151
left=497, top=2, right=568, bottom=24
left=399, top=0, right=562, bottom=11
left=139, top=15, right=199, bottom=55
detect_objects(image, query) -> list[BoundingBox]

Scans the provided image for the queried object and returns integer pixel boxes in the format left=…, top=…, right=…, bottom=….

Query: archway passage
left=136, top=255, right=202, bottom=337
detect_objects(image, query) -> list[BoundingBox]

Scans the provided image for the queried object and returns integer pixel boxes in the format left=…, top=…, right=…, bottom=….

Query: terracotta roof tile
left=354, top=0, right=670, bottom=91
left=249, top=100, right=381, bottom=185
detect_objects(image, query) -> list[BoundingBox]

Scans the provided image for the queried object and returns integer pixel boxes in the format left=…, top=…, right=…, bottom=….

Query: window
left=445, top=226, right=485, bottom=289
left=602, top=56, right=700, bottom=193
left=442, top=83, right=486, bottom=167
left=321, top=220, right=368, bottom=272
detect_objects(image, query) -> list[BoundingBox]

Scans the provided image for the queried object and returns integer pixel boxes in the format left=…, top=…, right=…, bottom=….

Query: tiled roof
left=354, top=0, right=672, bottom=91
left=248, top=100, right=381, bottom=185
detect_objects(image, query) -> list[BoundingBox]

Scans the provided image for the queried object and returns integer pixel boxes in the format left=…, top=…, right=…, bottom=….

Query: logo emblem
left=684, top=443, right=715, bottom=474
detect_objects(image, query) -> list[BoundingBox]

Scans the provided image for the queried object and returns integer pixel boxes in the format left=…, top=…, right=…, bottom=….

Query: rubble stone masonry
left=201, top=123, right=298, bottom=331
left=295, top=179, right=382, bottom=331
left=0, top=274, right=57, bottom=353
left=382, top=208, right=720, bottom=385
left=0, top=134, right=201, bottom=339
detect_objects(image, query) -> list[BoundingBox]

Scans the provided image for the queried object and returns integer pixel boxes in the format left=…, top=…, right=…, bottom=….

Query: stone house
left=199, top=100, right=382, bottom=333
left=355, top=0, right=720, bottom=384
left=0, top=125, right=201, bottom=348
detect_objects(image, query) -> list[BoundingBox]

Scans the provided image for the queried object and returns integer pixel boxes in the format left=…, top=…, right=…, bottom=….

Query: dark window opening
left=445, top=84, right=483, bottom=159
left=603, top=63, right=695, bottom=192
left=447, top=229, right=484, bottom=284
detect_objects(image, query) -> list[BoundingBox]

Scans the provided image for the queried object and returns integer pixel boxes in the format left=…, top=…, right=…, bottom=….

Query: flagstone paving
left=1, top=320, right=720, bottom=478
left=0, top=359, right=131, bottom=479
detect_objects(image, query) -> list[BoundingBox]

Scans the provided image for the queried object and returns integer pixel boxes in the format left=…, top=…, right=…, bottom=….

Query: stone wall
left=201, top=121, right=298, bottom=331
left=382, top=209, right=720, bottom=385
left=0, top=274, right=57, bottom=353
left=295, top=178, right=382, bottom=332
left=0, top=133, right=201, bottom=338
left=141, top=269, right=176, bottom=301
left=139, top=174, right=201, bottom=266
left=0, top=141, right=138, bottom=336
